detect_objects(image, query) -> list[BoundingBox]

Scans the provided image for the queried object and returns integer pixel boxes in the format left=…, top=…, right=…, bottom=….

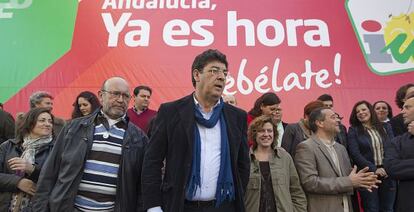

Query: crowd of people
left=0, top=49, right=413, bottom=212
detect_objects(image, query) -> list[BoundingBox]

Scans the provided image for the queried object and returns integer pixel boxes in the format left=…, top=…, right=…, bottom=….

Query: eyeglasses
left=102, top=90, right=131, bottom=100
left=206, top=69, right=229, bottom=77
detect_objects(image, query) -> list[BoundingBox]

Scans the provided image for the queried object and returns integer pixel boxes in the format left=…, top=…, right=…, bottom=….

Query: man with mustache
left=142, top=49, right=250, bottom=212
left=32, top=77, right=148, bottom=212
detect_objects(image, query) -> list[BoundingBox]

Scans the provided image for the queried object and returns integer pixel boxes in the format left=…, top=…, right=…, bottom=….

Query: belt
left=184, top=199, right=216, bottom=208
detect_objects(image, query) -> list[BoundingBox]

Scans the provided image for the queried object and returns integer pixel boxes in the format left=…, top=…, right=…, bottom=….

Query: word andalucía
left=102, top=0, right=213, bottom=9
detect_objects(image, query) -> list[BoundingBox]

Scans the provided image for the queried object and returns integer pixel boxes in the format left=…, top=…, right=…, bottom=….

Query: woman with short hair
left=245, top=115, right=307, bottom=212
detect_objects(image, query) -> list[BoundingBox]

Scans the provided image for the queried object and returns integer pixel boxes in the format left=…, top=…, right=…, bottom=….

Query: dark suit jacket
left=0, top=110, right=14, bottom=144
left=281, top=122, right=311, bottom=157
left=384, top=133, right=414, bottom=212
left=141, top=94, right=250, bottom=212
left=348, top=123, right=394, bottom=172
left=390, top=113, right=407, bottom=137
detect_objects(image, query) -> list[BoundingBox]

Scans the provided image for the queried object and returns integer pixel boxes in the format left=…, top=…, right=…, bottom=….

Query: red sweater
left=127, top=108, right=157, bottom=133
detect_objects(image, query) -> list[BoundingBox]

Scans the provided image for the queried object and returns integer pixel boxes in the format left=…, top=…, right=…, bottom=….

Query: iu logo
left=346, top=0, right=414, bottom=75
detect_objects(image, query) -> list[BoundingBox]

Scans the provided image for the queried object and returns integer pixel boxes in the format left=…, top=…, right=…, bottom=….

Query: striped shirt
left=74, top=114, right=127, bottom=211
left=366, top=128, right=384, bottom=166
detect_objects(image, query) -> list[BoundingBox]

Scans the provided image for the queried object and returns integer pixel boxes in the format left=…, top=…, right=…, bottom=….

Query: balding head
left=99, top=77, right=131, bottom=119
left=101, top=77, right=129, bottom=91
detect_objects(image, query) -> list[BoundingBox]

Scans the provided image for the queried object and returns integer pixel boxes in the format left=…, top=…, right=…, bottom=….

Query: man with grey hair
left=33, top=77, right=148, bottom=211
left=24, top=91, right=65, bottom=135
left=29, top=91, right=54, bottom=110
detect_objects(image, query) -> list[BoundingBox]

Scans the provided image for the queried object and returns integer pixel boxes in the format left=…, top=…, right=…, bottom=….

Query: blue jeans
left=359, top=177, right=396, bottom=212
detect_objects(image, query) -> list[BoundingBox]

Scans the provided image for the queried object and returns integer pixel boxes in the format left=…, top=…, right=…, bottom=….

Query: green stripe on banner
left=0, top=0, right=78, bottom=102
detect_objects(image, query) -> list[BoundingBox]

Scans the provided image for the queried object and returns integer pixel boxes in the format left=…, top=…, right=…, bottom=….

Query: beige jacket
left=245, top=147, right=307, bottom=212
left=295, top=136, right=354, bottom=212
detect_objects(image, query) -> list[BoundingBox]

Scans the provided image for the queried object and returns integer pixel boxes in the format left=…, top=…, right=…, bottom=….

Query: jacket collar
left=311, top=135, right=342, bottom=177
left=177, top=93, right=237, bottom=154
left=250, top=148, right=281, bottom=161
left=79, top=108, right=129, bottom=127
left=178, top=94, right=196, bottom=150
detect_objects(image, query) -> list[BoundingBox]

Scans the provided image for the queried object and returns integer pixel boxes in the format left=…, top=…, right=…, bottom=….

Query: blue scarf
left=186, top=99, right=235, bottom=207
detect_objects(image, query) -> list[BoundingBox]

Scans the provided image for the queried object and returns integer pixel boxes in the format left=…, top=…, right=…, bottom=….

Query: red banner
left=3, top=0, right=414, bottom=123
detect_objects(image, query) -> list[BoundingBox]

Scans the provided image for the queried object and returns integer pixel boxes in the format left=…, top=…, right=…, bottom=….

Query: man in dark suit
left=390, top=83, right=414, bottom=136
left=385, top=93, right=414, bottom=212
left=142, top=49, right=250, bottom=212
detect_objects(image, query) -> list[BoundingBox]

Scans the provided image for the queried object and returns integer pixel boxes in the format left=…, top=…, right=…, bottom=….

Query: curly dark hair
left=395, top=83, right=414, bottom=109
left=191, top=49, right=228, bottom=87
left=71, top=91, right=101, bottom=119
left=248, top=115, right=279, bottom=150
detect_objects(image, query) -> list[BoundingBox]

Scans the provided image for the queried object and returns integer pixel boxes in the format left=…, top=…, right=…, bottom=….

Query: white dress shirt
left=147, top=98, right=222, bottom=212
left=276, top=122, right=284, bottom=147
left=191, top=97, right=222, bottom=200
left=323, top=141, right=350, bottom=212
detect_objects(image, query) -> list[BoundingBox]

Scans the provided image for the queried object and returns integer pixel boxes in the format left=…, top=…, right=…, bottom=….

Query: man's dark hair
left=248, top=92, right=281, bottom=117
left=395, top=83, right=414, bottom=109
left=308, top=107, right=328, bottom=133
left=16, top=107, right=54, bottom=142
left=133, top=85, right=152, bottom=96
left=191, top=49, right=228, bottom=87
left=317, top=94, right=333, bottom=102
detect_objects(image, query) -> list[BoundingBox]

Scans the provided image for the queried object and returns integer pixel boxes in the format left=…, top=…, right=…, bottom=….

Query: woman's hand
left=8, top=157, right=34, bottom=175
left=17, top=178, right=36, bottom=195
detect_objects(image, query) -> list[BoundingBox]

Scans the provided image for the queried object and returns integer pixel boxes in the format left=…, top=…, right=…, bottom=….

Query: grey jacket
left=32, top=111, right=148, bottom=212
left=295, top=136, right=354, bottom=212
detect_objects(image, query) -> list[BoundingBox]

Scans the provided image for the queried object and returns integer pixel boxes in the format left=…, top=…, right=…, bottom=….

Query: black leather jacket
left=0, top=138, right=53, bottom=211
left=32, top=111, right=148, bottom=212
